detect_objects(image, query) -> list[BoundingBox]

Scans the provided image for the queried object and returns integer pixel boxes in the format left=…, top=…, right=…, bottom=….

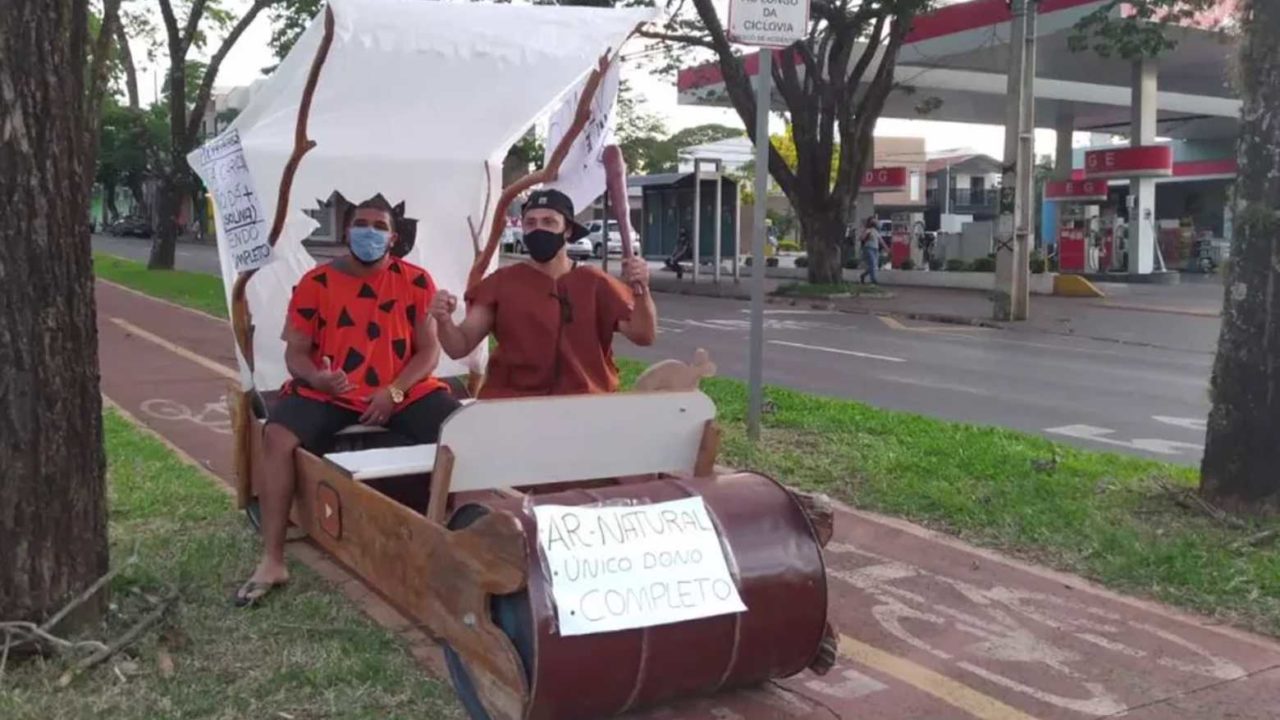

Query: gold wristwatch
left=388, top=383, right=405, bottom=404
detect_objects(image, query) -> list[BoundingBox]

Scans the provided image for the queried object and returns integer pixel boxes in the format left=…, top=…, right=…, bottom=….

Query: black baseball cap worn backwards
left=522, top=188, right=591, bottom=241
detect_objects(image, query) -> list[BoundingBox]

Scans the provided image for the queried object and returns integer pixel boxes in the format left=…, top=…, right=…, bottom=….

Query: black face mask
left=525, top=229, right=566, bottom=263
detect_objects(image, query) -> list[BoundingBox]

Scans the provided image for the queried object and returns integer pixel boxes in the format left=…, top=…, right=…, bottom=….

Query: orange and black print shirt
left=281, top=258, right=444, bottom=413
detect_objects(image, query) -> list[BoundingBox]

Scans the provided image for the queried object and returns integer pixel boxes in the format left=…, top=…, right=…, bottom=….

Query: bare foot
left=233, top=558, right=290, bottom=608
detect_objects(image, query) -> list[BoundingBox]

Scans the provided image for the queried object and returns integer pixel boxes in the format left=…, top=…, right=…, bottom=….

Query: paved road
left=95, top=280, right=1280, bottom=720
left=92, top=235, right=1215, bottom=463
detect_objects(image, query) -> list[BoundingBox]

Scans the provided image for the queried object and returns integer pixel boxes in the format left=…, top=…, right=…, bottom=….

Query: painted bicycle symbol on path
left=140, top=396, right=232, bottom=435
left=826, top=543, right=1246, bottom=716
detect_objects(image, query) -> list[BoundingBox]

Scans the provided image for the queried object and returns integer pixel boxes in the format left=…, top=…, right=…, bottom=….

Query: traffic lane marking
left=838, top=635, right=1040, bottom=720
left=769, top=340, right=907, bottom=364
left=1152, top=415, right=1208, bottom=432
left=1044, top=424, right=1204, bottom=456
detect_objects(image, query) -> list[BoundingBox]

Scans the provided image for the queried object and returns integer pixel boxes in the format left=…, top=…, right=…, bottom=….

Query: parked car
left=566, top=235, right=594, bottom=261
left=501, top=226, right=524, bottom=254
left=586, top=220, right=641, bottom=258
left=107, top=216, right=153, bottom=238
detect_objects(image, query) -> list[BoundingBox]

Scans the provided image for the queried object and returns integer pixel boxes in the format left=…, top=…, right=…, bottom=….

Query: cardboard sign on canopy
left=190, top=0, right=659, bottom=392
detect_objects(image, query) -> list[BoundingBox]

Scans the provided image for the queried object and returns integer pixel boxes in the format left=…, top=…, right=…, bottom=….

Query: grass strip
left=94, top=253, right=229, bottom=318
left=0, top=412, right=460, bottom=719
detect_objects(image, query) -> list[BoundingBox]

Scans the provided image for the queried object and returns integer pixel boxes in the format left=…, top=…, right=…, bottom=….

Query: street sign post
left=728, top=0, right=808, bottom=442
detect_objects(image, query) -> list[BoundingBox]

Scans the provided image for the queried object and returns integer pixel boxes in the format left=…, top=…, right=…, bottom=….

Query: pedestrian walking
left=859, top=217, right=888, bottom=285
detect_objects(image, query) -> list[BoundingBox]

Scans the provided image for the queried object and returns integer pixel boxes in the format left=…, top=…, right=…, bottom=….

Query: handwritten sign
left=193, top=130, right=272, bottom=272
left=534, top=496, right=747, bottom=636
left=544, top=61, right=621, bottom=214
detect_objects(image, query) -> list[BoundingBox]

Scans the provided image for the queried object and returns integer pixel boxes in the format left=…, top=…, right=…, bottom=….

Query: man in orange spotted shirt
left=236, top=195, right=460, bottom=607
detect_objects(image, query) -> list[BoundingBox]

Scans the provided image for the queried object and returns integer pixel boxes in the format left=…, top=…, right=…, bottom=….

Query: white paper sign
left=193, top=129, right=272, bottom=272
left=534, top=496, right=747, bottom=637
left=728, top=0, right=810, bottom=47
left=544, top=61, right=621, bottom=214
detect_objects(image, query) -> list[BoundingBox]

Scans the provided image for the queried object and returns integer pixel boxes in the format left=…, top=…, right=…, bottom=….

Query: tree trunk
left=798, top=205, right=847, bottom=285
left=0, top=0, right=110, bottom=626
left=104, top=181, right=119, bottom=224
left=148, top=173, right=182, bottom=269
left=1200, top=0, right=1280, bottom=514
left=127, top=176, right=147, bottom=217
left=115, top=22, right=139, bottom=109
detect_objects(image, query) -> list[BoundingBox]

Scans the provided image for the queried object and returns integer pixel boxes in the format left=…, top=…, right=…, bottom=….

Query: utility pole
left=994, top=0, right=1036, bottom=321
left=1015, top=0, right=1038, bottom=320
left=747, top=49, right=771, bottom=442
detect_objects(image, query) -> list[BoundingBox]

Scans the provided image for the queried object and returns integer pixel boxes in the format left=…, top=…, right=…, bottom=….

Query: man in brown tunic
left=431, top=188, right=656, bottom=397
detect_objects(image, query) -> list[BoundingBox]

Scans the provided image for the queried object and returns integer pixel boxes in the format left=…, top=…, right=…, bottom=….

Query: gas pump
left=890, top=212, right=911, bottom=268
left=1098, top=213, right=1117, bottom=272
left=1056, top=204, right=1099, bottom=273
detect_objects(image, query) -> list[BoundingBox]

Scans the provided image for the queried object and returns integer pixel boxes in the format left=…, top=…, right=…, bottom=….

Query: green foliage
left=1069, top=0, right=1221, bottom=60
left=900, top=258, right=916, bottom=270
left=945, top=258, right=968, bottom=272
left=647, top=124, right=744, bottom=174
left=794, top=254, right=809, bottom=268
left=97, top=103, right=153, bottom=185
left=266, top=0, right=324, bottom=67
left=1030, top=250, right=1048, bottom=274
left=971, top=257, right=996, bottom=272
left=777, top=240, right=802, bottom=253
left=767, top=208, right=798, bottom=242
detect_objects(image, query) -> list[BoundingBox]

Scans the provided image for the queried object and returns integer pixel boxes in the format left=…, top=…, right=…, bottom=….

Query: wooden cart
left=229, top=371, right=836, bottom=720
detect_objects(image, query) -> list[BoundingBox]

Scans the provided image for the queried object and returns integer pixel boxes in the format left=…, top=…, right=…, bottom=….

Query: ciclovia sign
left=728, top=0, right=810, bottom=47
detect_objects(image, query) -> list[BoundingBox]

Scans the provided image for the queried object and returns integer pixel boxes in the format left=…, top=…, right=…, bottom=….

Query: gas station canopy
left=676, top=0, right=1240, bottom=141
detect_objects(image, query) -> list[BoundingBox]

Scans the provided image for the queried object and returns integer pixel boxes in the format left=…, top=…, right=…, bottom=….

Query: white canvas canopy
left=189, top=0, right=660, bottom=392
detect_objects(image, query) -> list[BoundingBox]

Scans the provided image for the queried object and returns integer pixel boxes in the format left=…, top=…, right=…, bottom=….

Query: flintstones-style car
left=197, top=2, right=835, bottom=718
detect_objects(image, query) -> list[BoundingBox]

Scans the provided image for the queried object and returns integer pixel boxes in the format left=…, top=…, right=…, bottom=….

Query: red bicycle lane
left=95, top=279, right=1280, bottom=719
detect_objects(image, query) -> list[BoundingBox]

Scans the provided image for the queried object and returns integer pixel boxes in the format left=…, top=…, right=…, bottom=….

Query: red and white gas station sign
left=859, top=167, right=909, bottom=193
left=1044, top=179, right=1110, bottom=202
left=1084, top=146, right=1174, bottom=179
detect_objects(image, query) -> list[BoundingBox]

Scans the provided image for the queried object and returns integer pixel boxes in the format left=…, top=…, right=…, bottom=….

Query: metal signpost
left=728, top=0, right=808, bottom=441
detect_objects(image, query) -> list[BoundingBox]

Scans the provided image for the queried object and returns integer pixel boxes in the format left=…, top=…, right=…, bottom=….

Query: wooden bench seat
left=326, top=444, right=439, bottom=481
left=323, top=399, right=475, bottom=481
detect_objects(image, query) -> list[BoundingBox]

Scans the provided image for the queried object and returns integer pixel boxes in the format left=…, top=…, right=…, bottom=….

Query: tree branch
left=157, top=0, right=180, bottom=44
left=636, top=28, right=715, bottom=50
left=115, top=22, right=140, bottom=109
left=184, top=0, right=276, bottom=146
left=834, top=13, right=909, bottom=199
left=688, top=0, right=798, bottom=195
left=179, top=0, right=210, bottom=58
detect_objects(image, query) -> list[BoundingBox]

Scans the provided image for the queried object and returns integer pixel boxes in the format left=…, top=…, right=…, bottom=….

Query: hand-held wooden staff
left=602, top=144, right=643, bottom=297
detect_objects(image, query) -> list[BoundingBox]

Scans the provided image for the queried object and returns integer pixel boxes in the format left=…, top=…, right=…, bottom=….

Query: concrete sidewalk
left=95, top=278, right=1280, bottom=720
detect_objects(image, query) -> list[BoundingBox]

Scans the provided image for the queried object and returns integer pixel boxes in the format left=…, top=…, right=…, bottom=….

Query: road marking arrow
left=1044, top=425, right=1203, bottom=455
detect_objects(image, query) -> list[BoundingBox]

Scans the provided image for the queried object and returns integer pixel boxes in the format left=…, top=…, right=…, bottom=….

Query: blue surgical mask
left=349, top=226, right=391, bottom=264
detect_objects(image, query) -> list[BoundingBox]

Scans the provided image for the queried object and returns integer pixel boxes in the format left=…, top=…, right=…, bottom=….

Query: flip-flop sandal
left=232, top=579, right=286, bottom=608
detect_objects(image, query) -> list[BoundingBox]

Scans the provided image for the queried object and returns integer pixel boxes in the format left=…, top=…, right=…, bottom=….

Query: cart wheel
left=245, top=497, right=263, bottom=534
left=442, top=505, right=535, bottom=720
left=442, top=592, right=533, bottom=720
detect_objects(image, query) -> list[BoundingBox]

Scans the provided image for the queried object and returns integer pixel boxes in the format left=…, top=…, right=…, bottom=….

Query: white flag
left=544, top=62, right=621, bottom=213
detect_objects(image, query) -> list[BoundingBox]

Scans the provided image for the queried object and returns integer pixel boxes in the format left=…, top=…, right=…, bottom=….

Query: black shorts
left=268, top=388, right=461, bottom=454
